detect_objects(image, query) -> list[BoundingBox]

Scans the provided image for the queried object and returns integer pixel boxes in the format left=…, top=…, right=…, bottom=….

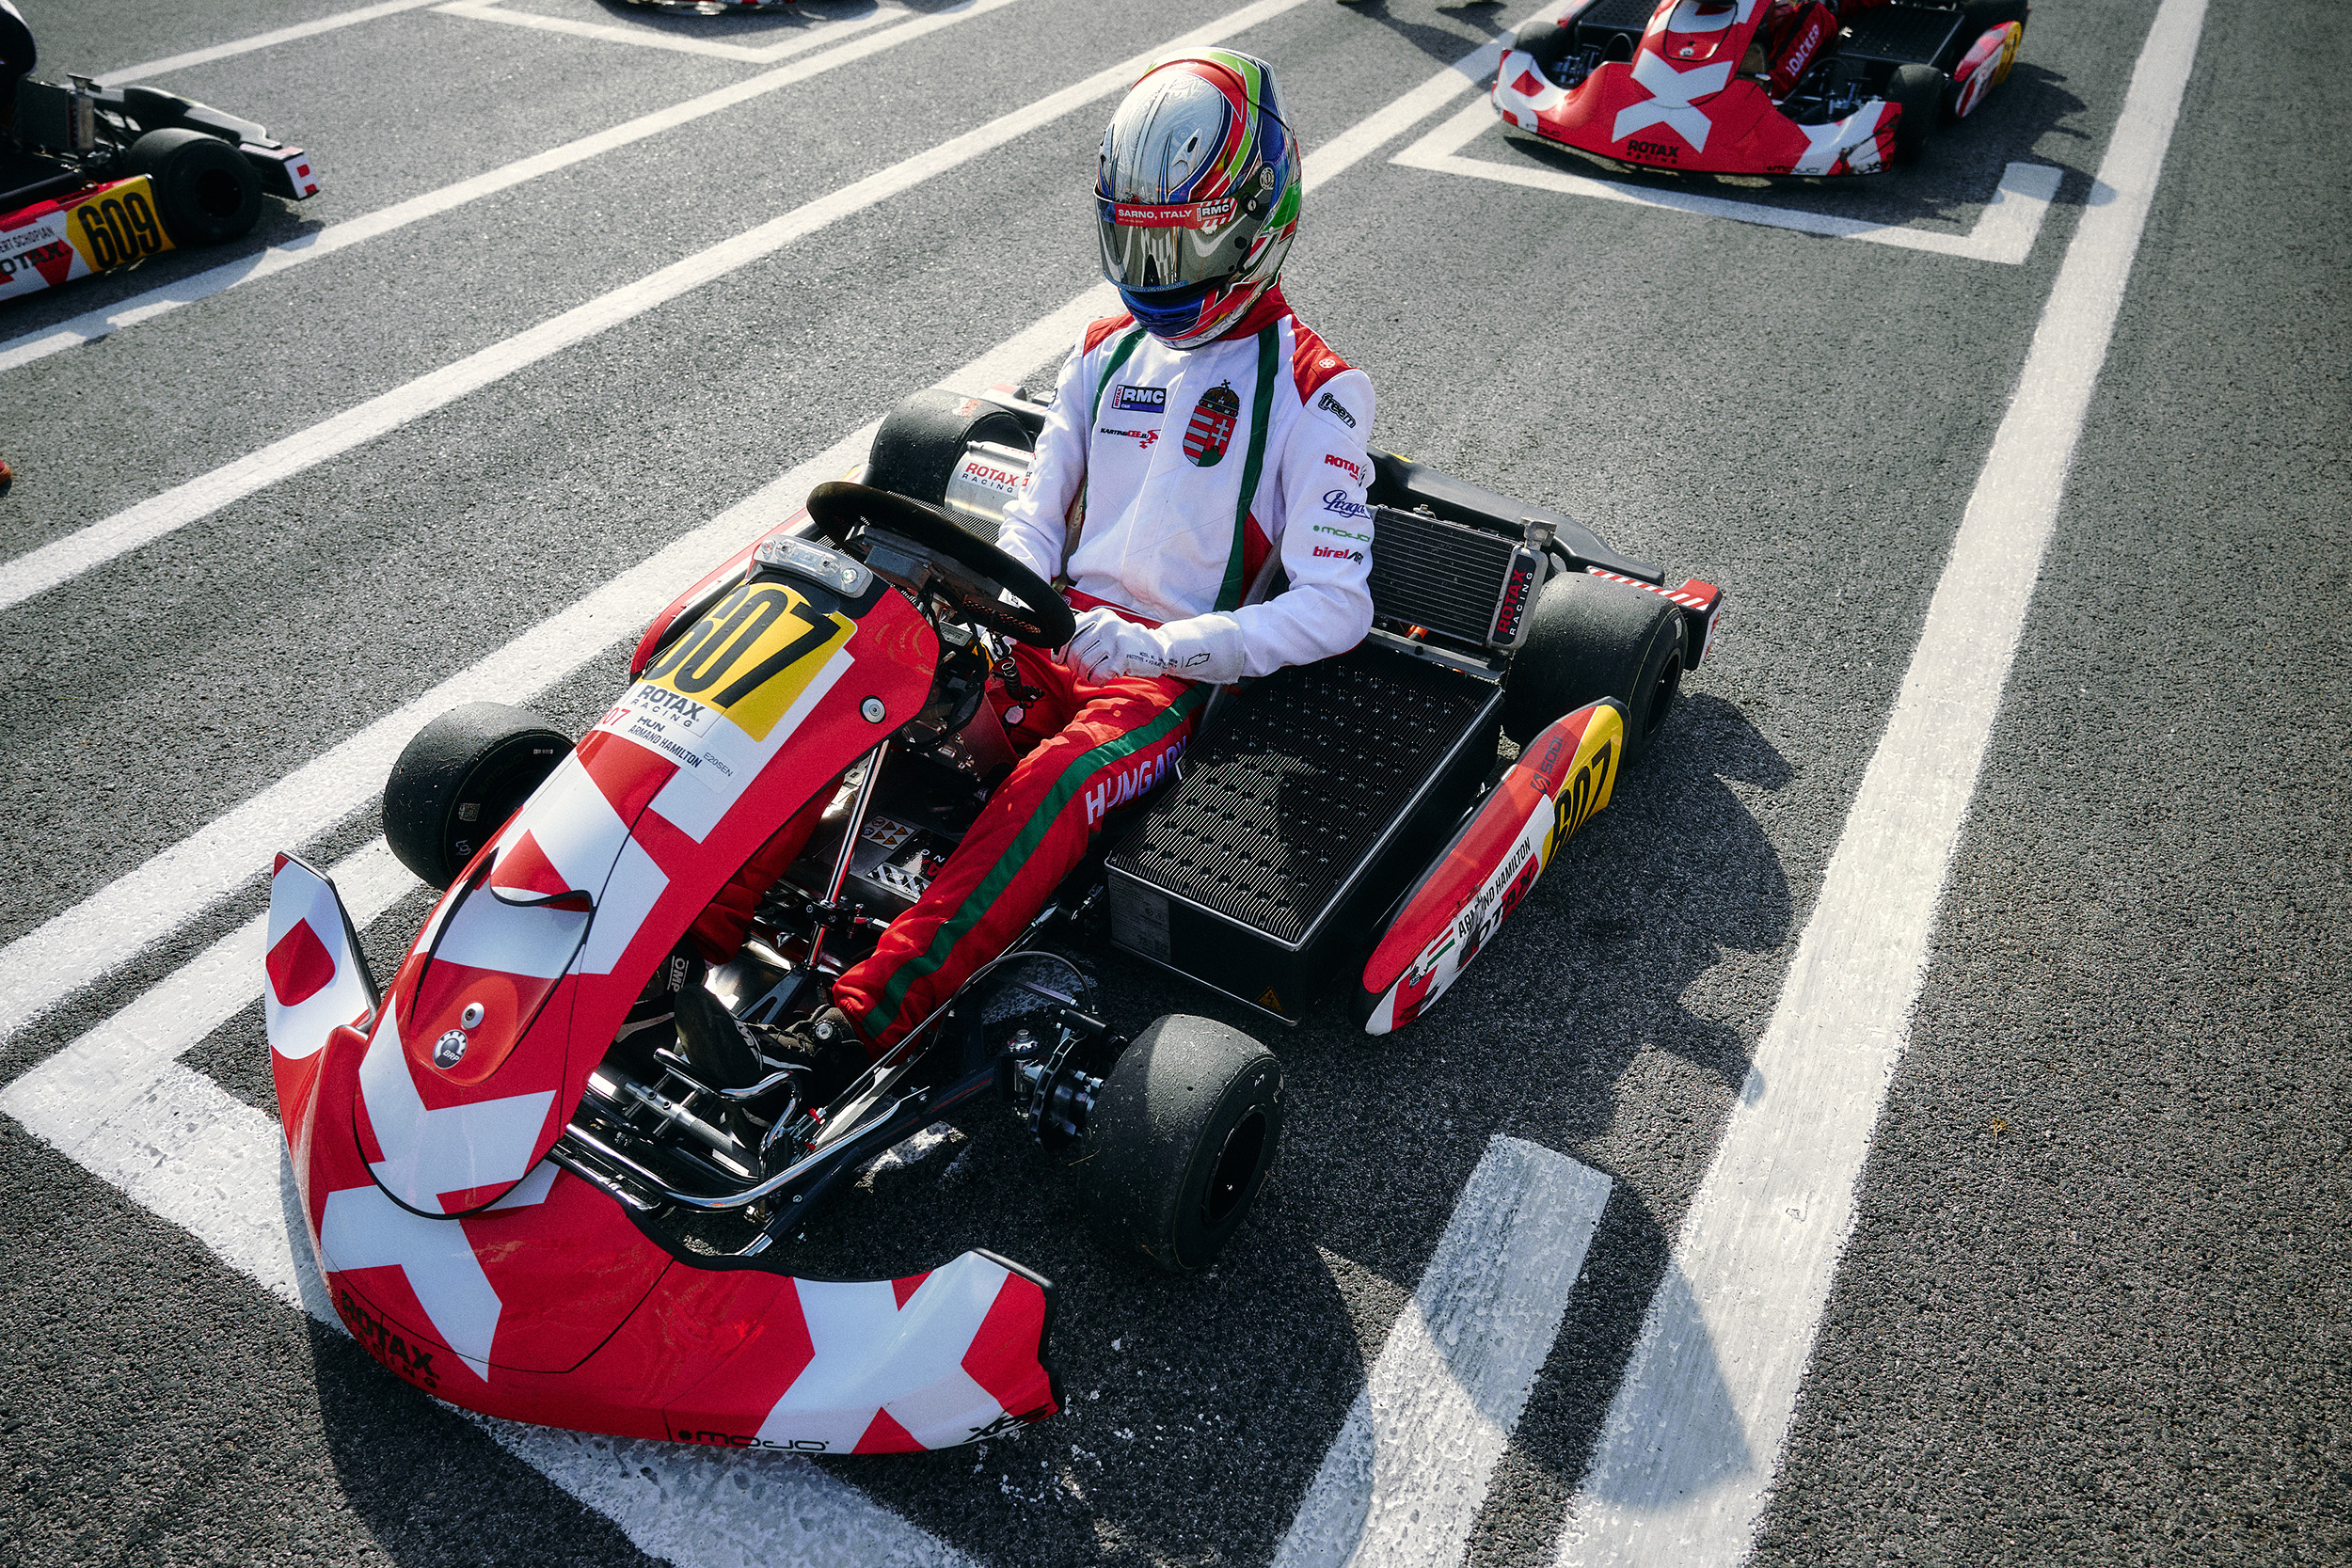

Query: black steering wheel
left=803, top=482, right=1075, bottom=648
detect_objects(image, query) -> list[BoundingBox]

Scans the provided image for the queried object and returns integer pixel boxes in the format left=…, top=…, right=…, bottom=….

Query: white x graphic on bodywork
left=759, top=1257, right=1019, bottom=1450
left=321, top=1163, right=558, bottom=1379
left=356, top=1006, right=555, bottom=1212
left=1794, top=103, right=1888, bottom=175
left=1614, top=53, right=1734, bottom=149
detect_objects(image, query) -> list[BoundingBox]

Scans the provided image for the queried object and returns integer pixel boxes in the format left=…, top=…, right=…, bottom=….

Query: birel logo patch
left=1112, top=384, right=1167, bottom=414
left=1324, top=452, right=1366, bottom=485
left=1322, top=489, right=1373, bottom=522
left=1312, top=545, right=1365, bottom=562
left=1316, top=391, right=1358, bottom=428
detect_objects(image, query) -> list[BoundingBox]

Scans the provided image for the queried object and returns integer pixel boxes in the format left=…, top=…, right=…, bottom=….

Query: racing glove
left=1063, top=606, right=1245, bottom=686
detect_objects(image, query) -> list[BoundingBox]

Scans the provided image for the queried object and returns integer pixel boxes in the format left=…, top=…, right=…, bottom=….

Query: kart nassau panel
left=1493, top=0, right=1896, bottom=178
left=1950, top=22, right=2024, bottom=119
left=279, top=578, right=939, bottom=1376
left=628, top=511, right=812, bottom=679
left=1358, top=701, right=1625, bottom=1035
left=0, top=174, right=176, bottom=303
left=264, top=854, right=382, bottom=1170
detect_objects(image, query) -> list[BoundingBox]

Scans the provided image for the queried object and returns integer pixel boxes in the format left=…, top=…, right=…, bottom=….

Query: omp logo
left=1085, top=738, right=1185, bottom=825
left=1316, top=391, right=1357, bottom=428
left=1112, top=384, right=1167, bottom=414
left=336, top=1288, right=439, bottom=1388
left=1324, top=452, right=1366, bottom=484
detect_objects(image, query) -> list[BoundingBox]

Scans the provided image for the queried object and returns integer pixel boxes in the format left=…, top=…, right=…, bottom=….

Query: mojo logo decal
left=1184, top=381, right=1241, bottom=467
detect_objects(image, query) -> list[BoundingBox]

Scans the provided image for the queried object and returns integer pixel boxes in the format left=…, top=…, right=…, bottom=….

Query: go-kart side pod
left=1357, top=701, right=1626, bottom=1035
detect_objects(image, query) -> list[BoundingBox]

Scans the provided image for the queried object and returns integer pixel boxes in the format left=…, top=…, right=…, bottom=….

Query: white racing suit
left=831, top=289, right=1378, bottom=1047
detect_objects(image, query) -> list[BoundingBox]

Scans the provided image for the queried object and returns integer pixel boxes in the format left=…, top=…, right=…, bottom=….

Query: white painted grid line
left=437, top=0, right=913, bottom=64
left=0, top=0, right=1021, bottom=378
left=9, top=1051, right=969, bottom=1566
left=1276, top=1137, right=1611, bottom=1568
left=1550, top=0, right=2214, bottom=1562
left=1394, top=97, right=2064, bottom=265
left=97, top=0, right=446, bottom=84
left=0, top=0, right=1320, bottom=617
left=0, top=0, right=1546, bottom=1053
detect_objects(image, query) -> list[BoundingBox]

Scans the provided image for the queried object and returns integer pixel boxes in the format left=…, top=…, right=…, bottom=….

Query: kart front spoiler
left=263, top=854, right=1060, bottom=1451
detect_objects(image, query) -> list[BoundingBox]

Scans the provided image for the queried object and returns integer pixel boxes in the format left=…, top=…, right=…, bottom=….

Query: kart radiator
left=1365, top=505, right=1546, bottom=653
left=1105, top=639, right=1501, bottom=1023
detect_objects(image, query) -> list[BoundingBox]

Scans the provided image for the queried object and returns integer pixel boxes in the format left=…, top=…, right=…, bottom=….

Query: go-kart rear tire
left=1502, top=572, right=1683, bottom=766
left=126, top=129, right=262, bottom=247
left=1077, top=1016, right=1281, bottom=1275
left=383, top=703, right=572, bottom=889
left=1887, top=65, right=1945, bottom=164
left=865, top=388, right=1035, bottom=530
left=1513, top=18, right=1579, bottom=70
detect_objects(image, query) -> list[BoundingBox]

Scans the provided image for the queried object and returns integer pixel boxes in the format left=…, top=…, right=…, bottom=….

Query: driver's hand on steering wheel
left=1065, top=606, right=1152, bottom=682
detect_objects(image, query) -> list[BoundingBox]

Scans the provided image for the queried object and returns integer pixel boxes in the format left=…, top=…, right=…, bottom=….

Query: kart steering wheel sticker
left=641, top=580, right=856, bottom=742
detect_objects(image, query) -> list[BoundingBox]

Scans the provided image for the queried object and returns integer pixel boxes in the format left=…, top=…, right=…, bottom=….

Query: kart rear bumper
left=1490, top=48, right=1897, bottom=178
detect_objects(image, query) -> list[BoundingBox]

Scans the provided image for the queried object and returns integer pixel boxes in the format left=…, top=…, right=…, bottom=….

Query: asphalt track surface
left=0, top=0, right=2344, bottom=1564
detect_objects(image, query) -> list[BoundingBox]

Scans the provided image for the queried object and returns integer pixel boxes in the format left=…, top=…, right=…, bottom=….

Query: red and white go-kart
left=261, top=387, right=1724, bottom=1452
left=1493, top=0, right=2028, bottom=178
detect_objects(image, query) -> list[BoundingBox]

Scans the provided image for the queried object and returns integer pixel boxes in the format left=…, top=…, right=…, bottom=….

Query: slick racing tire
left=384, top=703, right=573, bottom=888
left=1887, top=64, right=1946, bottom=164
left=865, top=389, right=1035, bottom=534
left=1513, top=17, right=1579, bottom=71
left=126, top=129, right=262, bottom=246
left=1502, top=572, right=1683, bottom=767
left=1078, top=1016, right=1281, bottom=1275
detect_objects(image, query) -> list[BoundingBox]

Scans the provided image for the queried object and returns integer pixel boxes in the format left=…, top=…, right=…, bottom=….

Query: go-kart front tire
left=1078, top=1016, right=1281, bottom=1275
left=127, top=129, right=262, bottom=247
left=384, top=703, right=572, bottom=888
left=1887, top=65, right=1945, bottom=164
left=1502, top=572, right=1683, bottom=766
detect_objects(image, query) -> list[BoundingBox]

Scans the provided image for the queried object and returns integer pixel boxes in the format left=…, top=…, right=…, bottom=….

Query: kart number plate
left=639, top=581, right=854, bottom=742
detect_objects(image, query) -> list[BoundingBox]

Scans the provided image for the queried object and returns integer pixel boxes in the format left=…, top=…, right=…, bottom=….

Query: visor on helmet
left=1097, top=192, right=1267, bottom=291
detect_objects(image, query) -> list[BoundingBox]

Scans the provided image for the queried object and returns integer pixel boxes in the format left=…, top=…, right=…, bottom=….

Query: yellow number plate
left=640, top=582, right=854, bottom=741
left=62, top=176, right=176, bottom=274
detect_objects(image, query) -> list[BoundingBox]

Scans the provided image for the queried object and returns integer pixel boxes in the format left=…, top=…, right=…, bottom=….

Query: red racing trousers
left=832, top=642, right=1202, bottom=1052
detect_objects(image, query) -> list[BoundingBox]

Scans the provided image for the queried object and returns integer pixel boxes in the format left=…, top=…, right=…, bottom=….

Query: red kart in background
left=3, top=71, right=316, bottom=305
left=262, top=387, right=1724, bottom=1451
left=1493, top=0, right=2027, bottom=178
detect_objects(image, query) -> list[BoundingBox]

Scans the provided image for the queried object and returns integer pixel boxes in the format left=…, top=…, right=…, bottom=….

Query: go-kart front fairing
left=264, top=531, right=1061, bottom=1451
left=1495, top=0, right=1897, bottom=177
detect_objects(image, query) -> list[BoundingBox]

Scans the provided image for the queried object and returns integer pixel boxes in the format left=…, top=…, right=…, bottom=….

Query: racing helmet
left=1097, top=50, right=1300, bottom=349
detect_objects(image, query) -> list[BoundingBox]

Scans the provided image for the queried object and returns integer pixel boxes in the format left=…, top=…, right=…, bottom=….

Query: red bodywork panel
left=264, top=541, right=1063, bottom=1451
